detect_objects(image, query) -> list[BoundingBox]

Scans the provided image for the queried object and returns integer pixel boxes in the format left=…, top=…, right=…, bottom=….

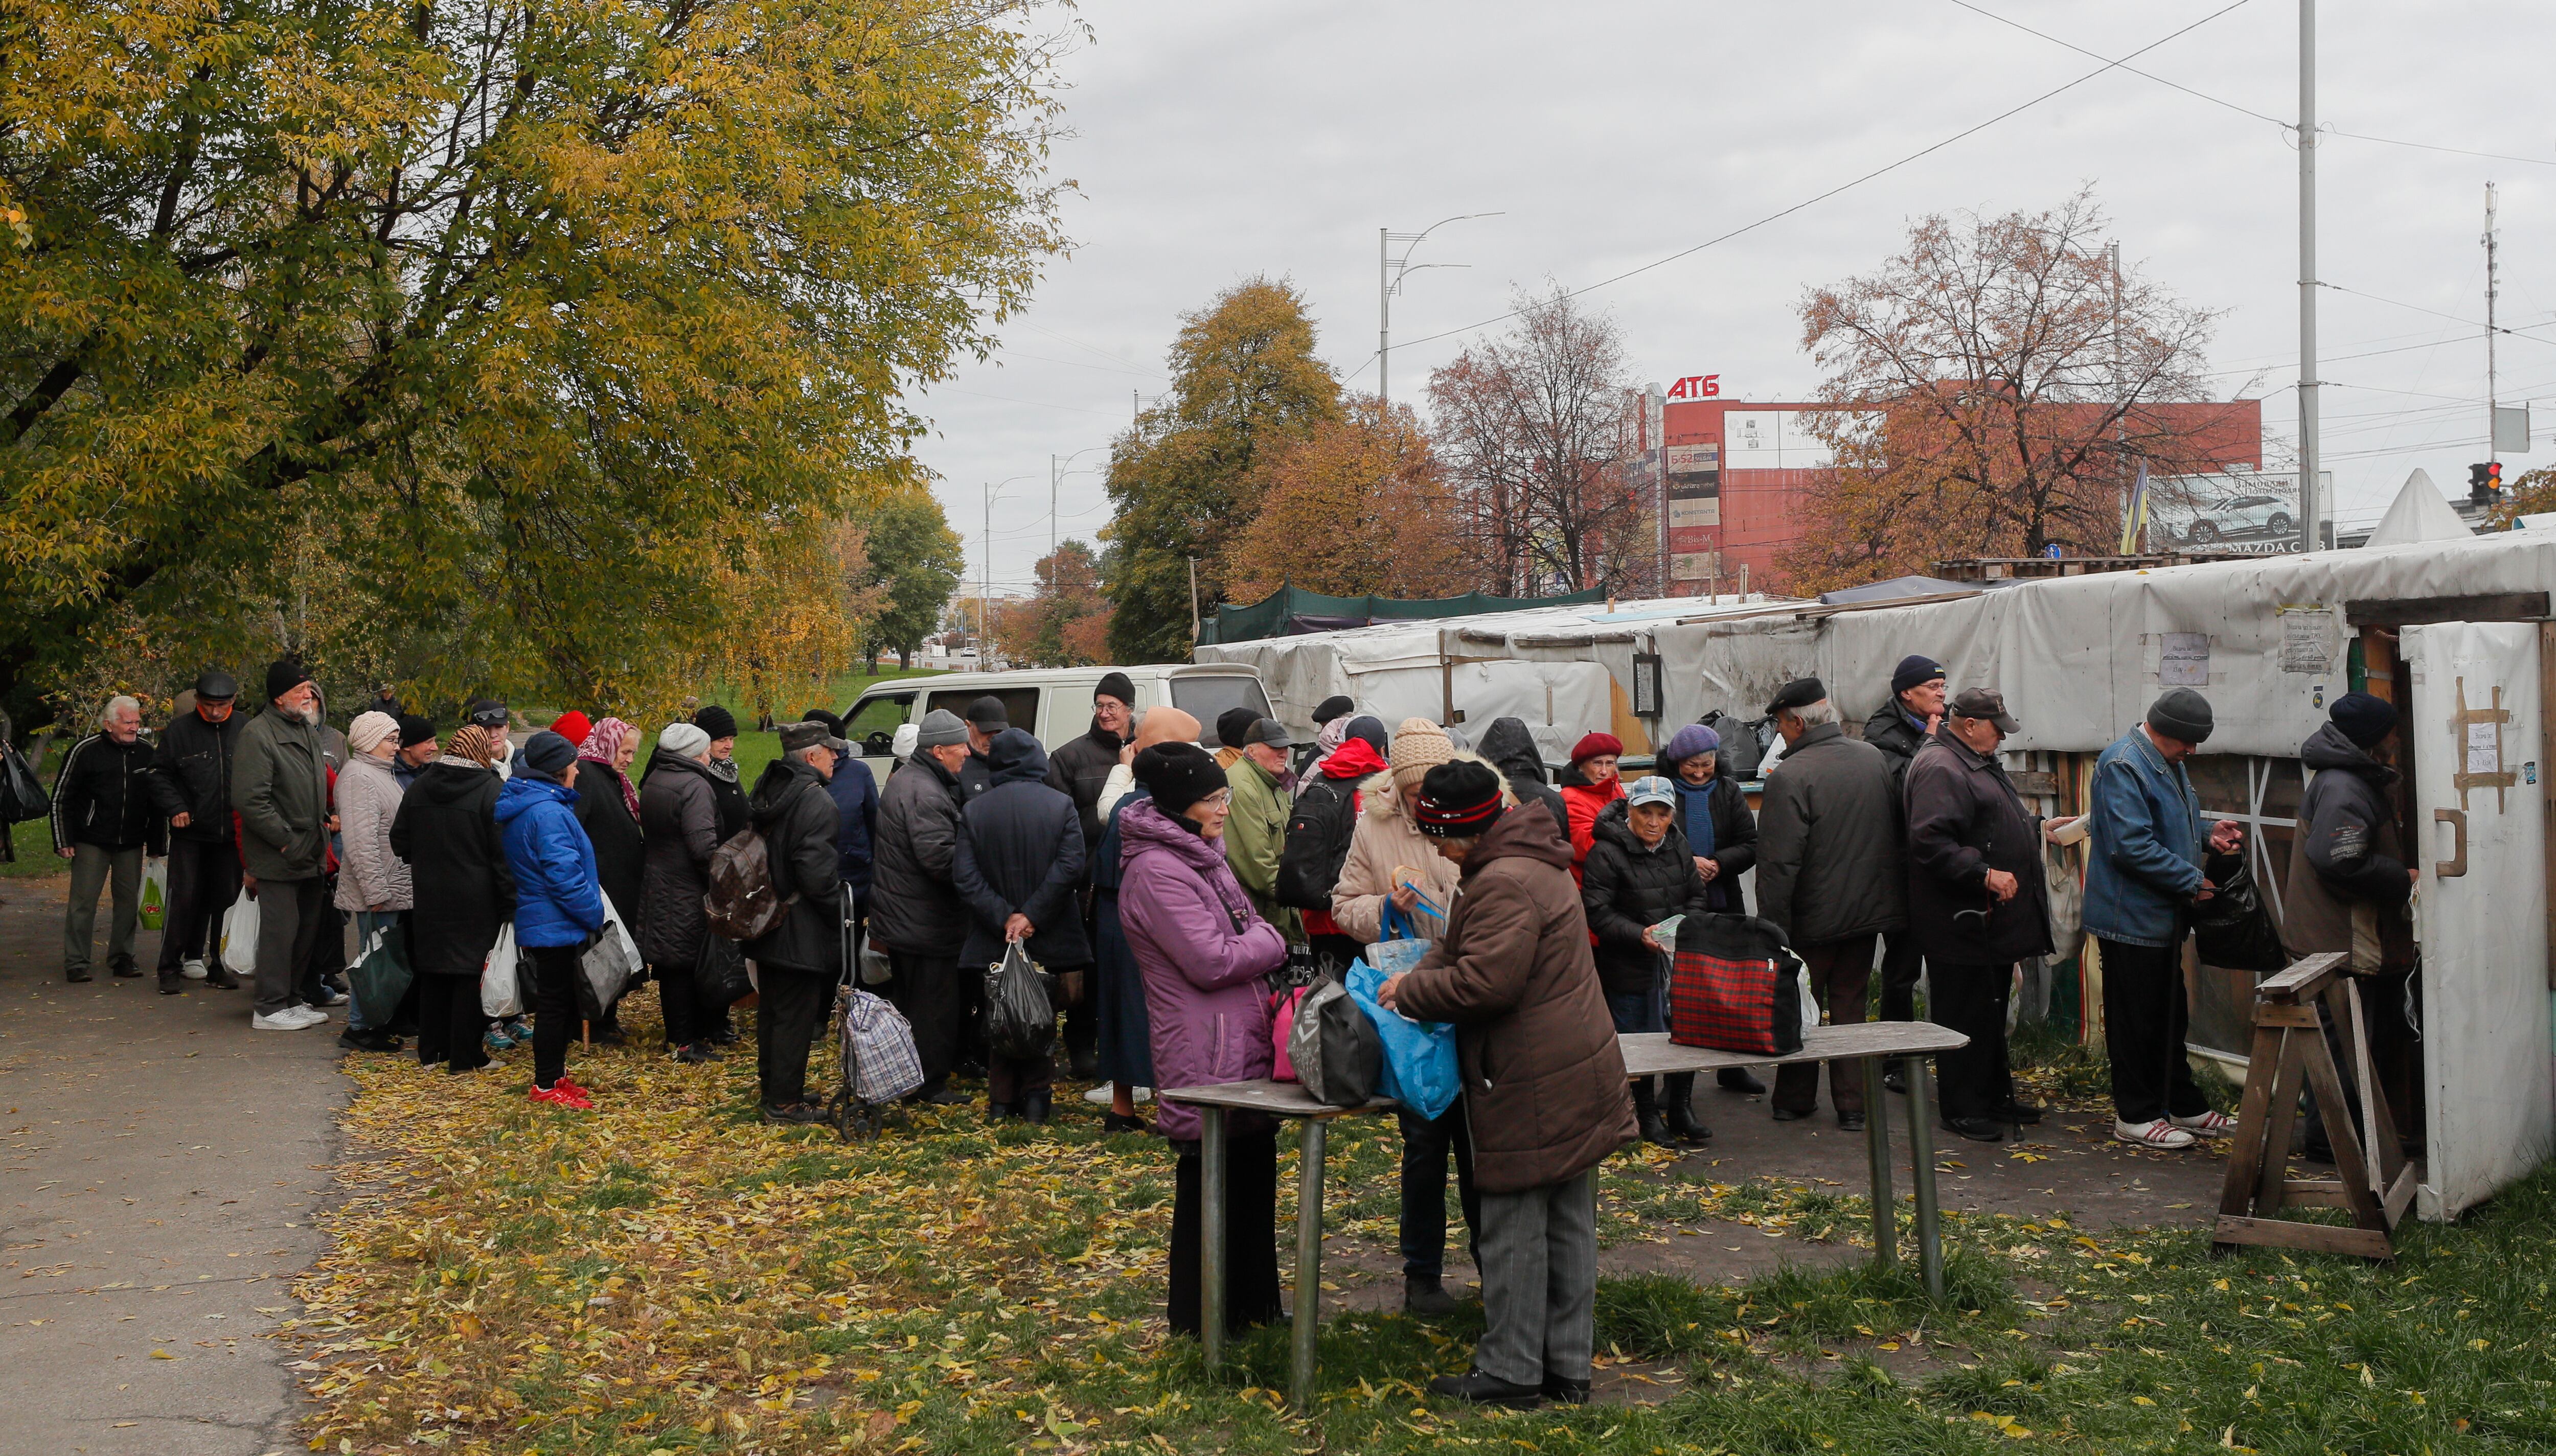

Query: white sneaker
left=253, top=1007, right=326, bottom=1031
left=1083, top=1082, right=1116, bottom=1105
left=181, top=958, right=208, bottom=981
left=300, top=1000, right=334, bottom=1020
left=2172, top=1109, right=2234, bottom=1138
left=2114, top=1117, right=2197, bottom=1150
left=1133, top=1086, right=1154, bottom=1103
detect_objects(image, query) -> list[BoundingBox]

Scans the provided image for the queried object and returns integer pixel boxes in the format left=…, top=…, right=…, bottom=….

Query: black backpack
left=1699, top=711, right=1773, bottom=779
left=1275, top=777, right=1361, bottom=911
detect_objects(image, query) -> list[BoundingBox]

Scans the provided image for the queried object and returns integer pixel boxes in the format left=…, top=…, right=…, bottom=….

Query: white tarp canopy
left=2364, top=468, right=2475, bottom=550
left=1663, top=532, right=2556, bottom=756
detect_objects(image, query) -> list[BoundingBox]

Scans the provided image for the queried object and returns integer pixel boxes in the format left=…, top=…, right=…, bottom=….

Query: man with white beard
left=232, top=660, right=339, bottom=1030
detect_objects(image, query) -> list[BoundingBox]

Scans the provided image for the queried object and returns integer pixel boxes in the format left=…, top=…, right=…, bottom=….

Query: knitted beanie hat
left=1389, top=717, right=1454, bottom=793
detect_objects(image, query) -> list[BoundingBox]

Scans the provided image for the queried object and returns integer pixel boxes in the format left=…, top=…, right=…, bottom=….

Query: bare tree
left=1786, top=188, right=2241, bottom=591
left=1428, top=287, right=1648, bottom=594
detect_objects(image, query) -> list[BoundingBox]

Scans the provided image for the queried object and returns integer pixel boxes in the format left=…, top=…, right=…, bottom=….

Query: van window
left=842, top=692, right=917, bottom=757
left=924, top=686, right=1040, bottom=738
left=1169, top=675, right=1273, bottom=731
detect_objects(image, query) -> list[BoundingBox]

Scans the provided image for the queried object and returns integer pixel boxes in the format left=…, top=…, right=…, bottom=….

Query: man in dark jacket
left=1865, top=654, right=1944, bottom=1030
left=53, top=696, right=165, bottom=984
left=1478, top=717, right=1568, bottom=833
left=1380, top=761, right=1637, bottom=1409
left=2281, top=692, right=2416, bottom=1162
left=803, top=707, right=878, bottom=953
left=391, top=714, right=438, bottom=788
left=1904, top=688, right=2054, bottom=1142
left=389, top=730, right=514, bottom=1073
left=233, top=662, right=335, bottom=1030
left=1580, top=784, right=1711, bottom=1146
left=1277, top=723, right=1387, bottom=975
left=871, top=709, right=973, bottom=1103
left=1754, top=678, right=1906, bottom=1128
left=1044, top=671, right=1134, bottom=1079
left=148, top=671, right=245, bottom=990
left=745, top=721, right=853, bottom=1123
left=953, top=727, right=1088, bottom=1124
left=959, top=696, right=1007, bottom=801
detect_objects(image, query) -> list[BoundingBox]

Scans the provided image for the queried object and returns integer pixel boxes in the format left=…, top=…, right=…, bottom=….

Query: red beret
left=1569, top=731, right=1623, bottom=763
left=549, top=710, right=593, bottom=747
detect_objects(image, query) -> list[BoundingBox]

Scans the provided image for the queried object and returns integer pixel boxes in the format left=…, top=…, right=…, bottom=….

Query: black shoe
left=1994, top=1099, right=2045, bottom=1125
left=387, top=1019, right=419, bottom=1037
left=110, top=955, right=144, bottom=979
left=672, top=1043, right=720, bottom=1064
left=338, top=1027, right=401, bottom=1053
left=1068, top=1053, right=1102, bottom=1081
left=1942, top=1115, right=2008, bottom=1143
left=904, top=1085, right=968, bottom=1106
left=1884, top=1066, right=1909, bottom=1095
left=705, top=1023, right=741, bottom=1047
left=1101, top=1112, right=1154, bottom=1135
left=1838, top=1111, right=1867, bottom=1131
left=1770, top=1106, right=1809, bottom=1122
left=592, top=1020, right=629, bottom=1046
left=1717, top=1067, right=1767, bottom=1096
left=1429, top=1368, right=1543, bottom=1408
left=157, top=972, right=185, bottom=996
left=1540, top=1375, right=1592, bottom=1406
left=986, top=1101, right=1017, bottom=1124
left=760, top=1101, right=827, bottom=1125
left=1022, top=1092, right=1052, bottom=1126
left=65, top=966, right=93, bottom=984
left=204, top=965, right=241, bottom=990
left=1664, top=1106, right=1715, bottom=1145
left=1637, top=1107, right=1674, bottom=1146
left=1403, top=1275, right=1464, bottom=1318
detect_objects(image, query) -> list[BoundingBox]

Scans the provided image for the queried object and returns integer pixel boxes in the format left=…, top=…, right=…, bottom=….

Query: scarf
left=579, top=717, right=641, bottom=817
left=1674, top=776, right=1717, bottom=860
left=447, top=724, right=497, bottom=767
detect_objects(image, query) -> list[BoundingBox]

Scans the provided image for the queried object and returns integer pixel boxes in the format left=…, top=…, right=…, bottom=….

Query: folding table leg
left=1200, top=1105, right=1227, bottom=1371
left=1290, top=1118, right=1327, bottom=1414
left=1901, top=1055, right=1945, bottom=1301
left=1861, top=1057, right=1897, bottom=1267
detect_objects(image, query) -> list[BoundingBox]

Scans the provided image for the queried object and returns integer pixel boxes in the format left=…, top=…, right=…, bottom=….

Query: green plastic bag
left=349, top=921, right=414, bottom=1029
left=139, top=858, right=167, bottom=931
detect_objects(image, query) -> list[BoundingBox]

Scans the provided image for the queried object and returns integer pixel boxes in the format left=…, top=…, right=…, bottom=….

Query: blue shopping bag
left=1346, top=957, right=1461, bottom=1121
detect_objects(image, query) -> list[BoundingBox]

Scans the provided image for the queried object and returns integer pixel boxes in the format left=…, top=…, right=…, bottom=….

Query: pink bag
left=1270, top=985, right=1310, bottom=1081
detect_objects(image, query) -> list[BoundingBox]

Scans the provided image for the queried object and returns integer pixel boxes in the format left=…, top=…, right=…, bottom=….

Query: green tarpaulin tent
left=1198, top=583, right=1610, bottom=645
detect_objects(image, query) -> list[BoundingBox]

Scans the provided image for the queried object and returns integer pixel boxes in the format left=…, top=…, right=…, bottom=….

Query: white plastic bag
left=578, top=894, right=643, bottom=1020
left=481, top=923, right=522, bottom=1018
left=220, top=895, right=260, bottom=977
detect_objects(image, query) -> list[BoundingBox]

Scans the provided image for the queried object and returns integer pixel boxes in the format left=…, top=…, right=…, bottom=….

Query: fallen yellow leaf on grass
left=149, top=1349, right=174, bottom=1360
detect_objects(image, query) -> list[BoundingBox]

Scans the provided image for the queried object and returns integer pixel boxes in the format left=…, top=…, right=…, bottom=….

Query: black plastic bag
left=984, top=942, right=1058, bottom=1061
left=0, top=737, right=48, bottom=825
left=2192, top=850, right=2288, bottom=972
left=694, top=933, right=752, bottom=1010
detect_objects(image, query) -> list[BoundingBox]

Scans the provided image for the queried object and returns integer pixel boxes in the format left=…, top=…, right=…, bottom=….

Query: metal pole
left=1378, top=227, right=1390, bottom=404
left=981, top=483, right=990, bottom=649
left=1904, top=1056, right=1945, bottom=1301
left=1862, top=1057, right=1897, bottom=1266
left=1290, top=1118, right=1327, bottom=1413
left=2297, top=0, right=2320, bottom=552
left=1049, top=453, right=1058, bottom=573
left=2486, top=181, right=2500, bottom=452
left=1200, top=1105, right=1228, bottom=1370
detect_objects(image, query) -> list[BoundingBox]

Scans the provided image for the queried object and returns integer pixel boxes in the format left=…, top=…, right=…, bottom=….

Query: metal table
left=1618, top=1021, right=1970, bottom=1299
left=1161, top=1019, right=1968, bottom=1412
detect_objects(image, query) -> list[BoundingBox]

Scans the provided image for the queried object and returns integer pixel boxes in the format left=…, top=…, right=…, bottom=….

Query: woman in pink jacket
left=1117, top=742, right=1290, bottom=1340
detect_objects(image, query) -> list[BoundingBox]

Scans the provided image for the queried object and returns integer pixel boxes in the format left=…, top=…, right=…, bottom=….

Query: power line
left=2319, top=281, right=2556, bottom=345
left=1367, top=0, right=2266, bottom=364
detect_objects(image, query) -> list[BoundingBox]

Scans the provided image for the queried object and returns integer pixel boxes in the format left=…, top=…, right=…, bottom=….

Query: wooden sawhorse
left=2213, top=951, right=2415, bottom=1260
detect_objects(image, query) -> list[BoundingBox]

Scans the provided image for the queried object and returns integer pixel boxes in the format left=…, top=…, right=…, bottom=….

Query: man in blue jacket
left=2082, top=688, right=2244, bottom=1150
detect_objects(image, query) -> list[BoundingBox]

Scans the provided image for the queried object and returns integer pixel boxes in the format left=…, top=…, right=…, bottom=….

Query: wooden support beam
left=2344, top=592, right=2548, bottom=628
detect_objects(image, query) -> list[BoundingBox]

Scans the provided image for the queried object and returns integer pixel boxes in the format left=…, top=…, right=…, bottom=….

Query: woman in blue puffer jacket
left=495, top=730, right=605, bottom=1108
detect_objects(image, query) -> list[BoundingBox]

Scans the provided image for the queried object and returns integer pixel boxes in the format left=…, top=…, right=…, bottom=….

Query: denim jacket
left=2080, top=725, right=2207, bottom=948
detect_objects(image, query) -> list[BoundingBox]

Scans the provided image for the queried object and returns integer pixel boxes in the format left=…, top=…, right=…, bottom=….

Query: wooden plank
left=1618, top=1023, right=1969, bottom=1078
left=2218, top=1025, right=2287, bottom=1219
left=2383, top=1164, right=2419, bottom=1225
left=2274, top=1182, right=2357, bottom=1209
left=1159, top=1081, right=1398, bottom=1117
left=2257, top=952, right=2347, bottom=1004
left=2253, top=1030, right=2307, bottom=1211
left=2343, top=592, right=2550, bottom=628
left=2299, top=1025, right=2392, bottom=1232
left=2211, top=1215, right=2396, bottom=1259
left=2009, top=771, right=2060, bottom=796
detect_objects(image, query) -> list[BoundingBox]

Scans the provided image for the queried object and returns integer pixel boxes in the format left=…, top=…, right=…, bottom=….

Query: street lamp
left=1051, top=445, right=1110, bottom=567
left=1380, top=212, right=1501, bottom=403
left=982, top=474, right=1037, bottom=661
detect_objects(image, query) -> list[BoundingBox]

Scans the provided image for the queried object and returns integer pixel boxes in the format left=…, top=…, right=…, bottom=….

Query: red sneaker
left=554, top=1075, right=592, bottom=1100
left=529, top=1083, right=593, bottom=1111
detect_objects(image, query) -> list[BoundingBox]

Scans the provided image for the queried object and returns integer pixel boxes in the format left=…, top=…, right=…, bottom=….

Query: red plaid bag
left=1667, top=914, right=1806, bottom=1056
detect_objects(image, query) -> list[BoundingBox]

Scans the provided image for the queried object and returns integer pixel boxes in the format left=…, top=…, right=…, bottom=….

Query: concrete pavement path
left=0, top=873, right=347, bottom=1456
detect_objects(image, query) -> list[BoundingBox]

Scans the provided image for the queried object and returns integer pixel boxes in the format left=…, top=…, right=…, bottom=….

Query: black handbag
left=694, top=933, right=753, bottom=1009
left=2191, top=850, right=2287, bottom=972
left=0, top=737, right=48, bottom=824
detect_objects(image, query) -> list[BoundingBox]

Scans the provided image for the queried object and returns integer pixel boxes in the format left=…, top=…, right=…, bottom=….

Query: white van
left=836, top=663, right=1274, bottom=786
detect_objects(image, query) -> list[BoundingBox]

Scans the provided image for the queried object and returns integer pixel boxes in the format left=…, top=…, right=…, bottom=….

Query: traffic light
left=2470, top=461, right=2504, bottom=505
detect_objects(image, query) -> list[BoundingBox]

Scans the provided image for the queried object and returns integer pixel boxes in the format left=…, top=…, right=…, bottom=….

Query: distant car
left=2180, top=493, right=2293, bottom=543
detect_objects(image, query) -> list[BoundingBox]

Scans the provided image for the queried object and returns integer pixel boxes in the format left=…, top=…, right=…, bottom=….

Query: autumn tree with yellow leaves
left=0, top=0, right=1065, bottom=725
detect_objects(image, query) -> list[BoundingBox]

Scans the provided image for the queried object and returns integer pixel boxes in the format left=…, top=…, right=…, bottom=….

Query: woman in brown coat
left=1379, top=761, right=1636, bottom=1411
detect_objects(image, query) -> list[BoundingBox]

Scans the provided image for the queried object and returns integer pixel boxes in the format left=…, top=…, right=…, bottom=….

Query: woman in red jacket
left=1555, top=733, right=1626, bottom=882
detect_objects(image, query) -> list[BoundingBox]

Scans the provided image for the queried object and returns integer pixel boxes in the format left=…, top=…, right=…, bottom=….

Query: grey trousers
left=1472, top=1169, right=1598, bottom=1387
left=63, top=844, right=143, bottom=974
left=253, top=876, right=330, bottom=1016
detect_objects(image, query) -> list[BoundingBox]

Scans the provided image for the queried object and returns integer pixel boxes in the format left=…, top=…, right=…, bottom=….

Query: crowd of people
left=42, top=648, right=2404, bottom=1409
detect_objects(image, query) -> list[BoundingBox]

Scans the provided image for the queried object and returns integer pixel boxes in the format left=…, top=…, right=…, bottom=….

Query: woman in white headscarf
left=333, top=711, right=413, bottom=1051
left=638, top=721, right=722, bottom=1061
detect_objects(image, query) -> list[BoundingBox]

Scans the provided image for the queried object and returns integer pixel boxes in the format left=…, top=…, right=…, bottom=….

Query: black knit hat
left=1312, top=695, right=1355, bottom=725
left=1345, top=715, right=1389, bottom=755
left=1215, top=707, right=1258, bottom=749
left=1094, top=671, right=1136, bottom=707
left=395, top=713, right=437, bottom=748
left=519, top=730, right=578, bottom=777
left=264, top=659, right=312, bottom=702
left=2146, top=687, right=2213, bottom=745
left=2330, top=691, right=2397, bottom=749
left=1413, top=760, right=1505, bottom=838
left=692, top=703, right=738, bottom=739
left=1134, top=742, right=1228, bottom=816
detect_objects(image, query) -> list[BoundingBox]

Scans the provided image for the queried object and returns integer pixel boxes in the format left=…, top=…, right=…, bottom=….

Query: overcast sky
left=911, top=0, right=2556, bottom=598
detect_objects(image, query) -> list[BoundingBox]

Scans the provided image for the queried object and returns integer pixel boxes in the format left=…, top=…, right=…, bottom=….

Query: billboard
left=1723, top=409, right=1838, bottom=470
left=1665, top=443, right=1720, bottom=528
left=2150, top=469, right=2326, bottom=549
left=1672, top=551, right=1721, bottom=582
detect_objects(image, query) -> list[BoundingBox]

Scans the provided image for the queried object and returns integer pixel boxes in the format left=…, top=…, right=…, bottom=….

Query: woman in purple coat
left=1116, top=742, right=1290, bottom=1339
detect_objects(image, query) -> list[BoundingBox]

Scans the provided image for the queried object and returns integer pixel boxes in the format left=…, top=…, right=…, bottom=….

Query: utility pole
left=2296, top=0, right=2321, bottom=552
left=2486, top=180, right=2500, bottom=453
left=1049, top=453, right=1058, bottom=574
left=1378, top=213, right=1499, bottom=404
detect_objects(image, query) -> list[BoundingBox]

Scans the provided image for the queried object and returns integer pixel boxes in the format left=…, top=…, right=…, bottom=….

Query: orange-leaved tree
left=1222, top=396, right=1472, bottom=602
left=1783, top=189, right=2238, bottom=593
